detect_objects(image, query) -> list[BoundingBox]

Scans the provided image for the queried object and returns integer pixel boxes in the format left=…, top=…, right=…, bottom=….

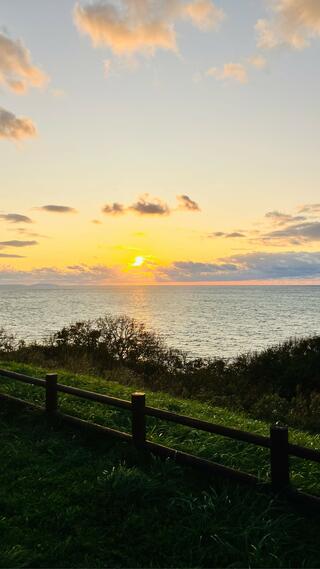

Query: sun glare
left=132, top=255, right=145, bottom=267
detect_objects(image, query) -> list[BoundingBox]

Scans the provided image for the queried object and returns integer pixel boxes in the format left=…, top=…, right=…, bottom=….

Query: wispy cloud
left=183, top=0, right=225, bottom=31
left=37, top=205, right=78, bottom=214
left=265, top=210, right=306, bottom=225
left=0, top=31, right=48, bottom=94
left=74, top=0, right=224, bottom=60
left=10, top=227, right=48, bottom=239
left=298, top=203, right=320, bottom=214
left=0, top=213, right=33, bottom=224
left=256, top=0, right=320, bottom=50
left=207, top=204, right=320, bottom=246
left=210, top=231, right=246, bottom=238
left=0, top=107, right=37, bottom=141
left=0, top=253, right=25, bottom=258
left=0, top=240, right=38, bottom=249
left=207, top=62, right=248, bottom=83
left=261, top=221, right=320, bottom=245
left=0, top=264, right=119, bottom=285
left=248, top=54, right=267, bottom=69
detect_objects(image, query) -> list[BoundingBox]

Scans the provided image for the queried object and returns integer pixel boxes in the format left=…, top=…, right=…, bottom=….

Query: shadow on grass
left=1, top=399, right=320, bottom=568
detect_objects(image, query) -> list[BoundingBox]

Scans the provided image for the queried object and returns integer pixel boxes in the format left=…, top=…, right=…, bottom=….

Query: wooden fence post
left=270, top=425, right=290, bottom=492
left=45, top=373, right=58, bottom=414
left=131, top=392, right=146, bottom=448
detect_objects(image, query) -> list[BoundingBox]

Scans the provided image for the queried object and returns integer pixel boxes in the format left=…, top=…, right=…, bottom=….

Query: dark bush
left=2, top=314, right=320, bottom=430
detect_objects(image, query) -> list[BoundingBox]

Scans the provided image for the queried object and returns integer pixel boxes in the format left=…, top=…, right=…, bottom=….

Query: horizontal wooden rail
left=288, top=442, right=320, bottom=463
left=0, top=368, right=45, bottom=387
left=56, top=382, right=132, bottom=410
left=145, top=441, right=260, bottom=486
left=1, top=366, right=320, bottom=510
left=145, top=405, right=270, bottom=448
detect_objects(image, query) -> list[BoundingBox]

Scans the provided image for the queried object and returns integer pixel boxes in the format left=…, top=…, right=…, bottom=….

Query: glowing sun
left=132, top=255, right=145, bottom=267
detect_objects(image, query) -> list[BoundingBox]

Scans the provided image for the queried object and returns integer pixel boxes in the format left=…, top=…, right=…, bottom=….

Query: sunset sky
left=1, top=0, right=320, bottom=285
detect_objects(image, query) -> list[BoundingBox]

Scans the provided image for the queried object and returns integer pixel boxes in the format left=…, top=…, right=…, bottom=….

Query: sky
left=1, top=0, right=320, bottom=285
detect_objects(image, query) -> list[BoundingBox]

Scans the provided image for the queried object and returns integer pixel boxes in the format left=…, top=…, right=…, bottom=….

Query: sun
left=132, top=255, right=145, bottom=267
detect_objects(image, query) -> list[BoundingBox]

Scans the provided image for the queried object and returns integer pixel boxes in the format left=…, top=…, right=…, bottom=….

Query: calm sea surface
left=0, top=285, right=320, bottom=359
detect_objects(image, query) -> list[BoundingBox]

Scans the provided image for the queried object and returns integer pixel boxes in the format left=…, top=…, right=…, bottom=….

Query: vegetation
left=1, top=313, right=320, bottom=431
left=1, top=360, right=320, bottom=568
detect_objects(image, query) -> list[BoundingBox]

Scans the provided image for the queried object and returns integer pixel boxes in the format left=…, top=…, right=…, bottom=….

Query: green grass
left=1, top=360, right=320, bottom=568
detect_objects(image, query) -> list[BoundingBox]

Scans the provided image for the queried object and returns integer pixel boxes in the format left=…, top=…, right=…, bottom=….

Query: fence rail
left=1, top=367, right=320, bottom=509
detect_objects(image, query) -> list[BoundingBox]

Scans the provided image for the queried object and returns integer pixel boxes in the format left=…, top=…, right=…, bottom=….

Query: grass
left=1, top=360, right=320, bottom=567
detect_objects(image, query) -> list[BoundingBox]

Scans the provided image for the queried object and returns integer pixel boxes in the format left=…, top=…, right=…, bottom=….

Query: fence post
left=45, top=373, right=58, bottom=414
left=131, top=392, right=146, bottom=448
left=270, top=425, right=290, bottom=492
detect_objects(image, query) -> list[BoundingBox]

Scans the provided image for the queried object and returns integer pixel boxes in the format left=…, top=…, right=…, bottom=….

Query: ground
left=0, top=361, right=320, bottom=568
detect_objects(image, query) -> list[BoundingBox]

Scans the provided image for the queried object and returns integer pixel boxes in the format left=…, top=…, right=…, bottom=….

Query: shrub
left=2, top=314, right=320, bottom=431
left=0, top=328, right=18, bottom=353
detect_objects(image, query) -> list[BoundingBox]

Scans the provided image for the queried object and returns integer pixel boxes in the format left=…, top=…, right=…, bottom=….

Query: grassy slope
left=0, top=360, right=320, bottom=568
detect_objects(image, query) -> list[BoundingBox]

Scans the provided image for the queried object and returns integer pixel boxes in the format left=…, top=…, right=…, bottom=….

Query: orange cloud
left=0, top=32, right=48, bottom=94
left=184, top=0, right=225, bottom=30
left=207, top=62, right=248, bottom=83
left=256, top=0, right=320, bottom=50
left=74, top=0, right=224, bottom=58
left=0, top=107, right=37, bottom=141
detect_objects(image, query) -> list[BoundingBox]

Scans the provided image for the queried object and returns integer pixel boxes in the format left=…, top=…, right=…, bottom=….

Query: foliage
left=0, top=328, right=19, bottom=353
left=2, top=315, right=320, bottom=430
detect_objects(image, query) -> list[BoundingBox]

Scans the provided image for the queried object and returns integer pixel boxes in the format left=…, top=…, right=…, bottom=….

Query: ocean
left=0, top=285, right=320, bottom=359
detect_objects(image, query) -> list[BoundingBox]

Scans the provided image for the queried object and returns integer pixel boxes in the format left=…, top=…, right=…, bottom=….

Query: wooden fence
left=1, top=367, right=320, bottom=509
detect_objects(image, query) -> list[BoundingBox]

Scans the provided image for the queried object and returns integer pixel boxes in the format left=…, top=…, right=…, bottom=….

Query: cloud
left=129, top=195, right=170, bottom=215
left=2, top=252, right=320, bottom=284
left=0, top=253, right=25, bottom=258
left=248, top=54, right=267, bottom=69
left=0, top=107, right=37, bottom=141
left=256, top=0, right=320, bottom=50
left=37, top=205, right=78, bottom=213
left=0, top=240, right=38, bottom=248
left=207, top=62, right=248, bottom=83
left=298, top=203, right=320, bottom=214
left=102, top=202, right=125, bottom=215
left=177, top=194, right=200, bottom=211
left=210, top=231, right=245, bottom=238
left=183, top=0, right=225, bottom=30
left=261, top=221, right=320, bottom=245
left=0, top=213, right=33, bottom=224
left=10, top=228, right=48, bottom=239
left=102, top=195, right=172, bottom=216
left=207, top=204, right=320, bottom=246
left=265, top=210, right=306, bottom=225
left=51, top=88, right=66, bottom=98
left=157, top=251, right=320, bottom=282
left=0, top=31, right=48, bottom=94
left=74, top=0, right=224, bottom=58
left=0, top=264, right=119, bottom=285
left=226, top=232, right=245, bottom=238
